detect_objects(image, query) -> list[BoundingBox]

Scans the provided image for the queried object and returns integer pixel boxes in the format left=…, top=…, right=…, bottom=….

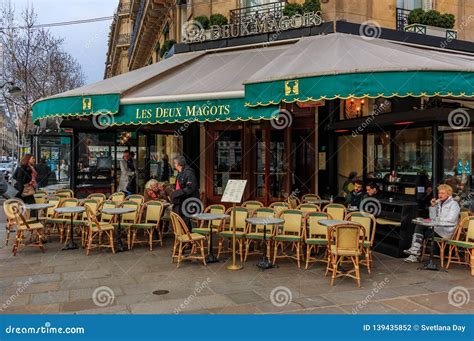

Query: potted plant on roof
left=405, top=8, right=456, bottom=40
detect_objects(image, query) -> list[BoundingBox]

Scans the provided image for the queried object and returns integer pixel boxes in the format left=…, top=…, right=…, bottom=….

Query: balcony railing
left=229, top=1, right=286, bottom=25
left=396, top=7, right=411, bottom=31
left=117, top=33, right=131, bottom=46
left=129, top=0, right=146, bottom=58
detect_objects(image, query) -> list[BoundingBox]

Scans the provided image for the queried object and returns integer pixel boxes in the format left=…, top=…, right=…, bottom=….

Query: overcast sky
left=10, top=0, right=118, bottom=84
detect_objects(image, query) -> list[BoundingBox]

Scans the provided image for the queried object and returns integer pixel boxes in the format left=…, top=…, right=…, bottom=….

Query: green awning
left=33, top=96, right=278, bottom=126
left=109, top=98, right=277, bottom=126
left=32, top=94, right=120, bottom=122
left=245, top=71, right=474, bottom=107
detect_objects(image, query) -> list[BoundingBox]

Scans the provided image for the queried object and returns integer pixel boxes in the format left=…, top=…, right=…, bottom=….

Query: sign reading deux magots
left=184, top=11, right=324, bottom=43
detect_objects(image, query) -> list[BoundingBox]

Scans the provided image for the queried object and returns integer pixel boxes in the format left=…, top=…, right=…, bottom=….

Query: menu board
left=221, top=180, right=247, bottom=203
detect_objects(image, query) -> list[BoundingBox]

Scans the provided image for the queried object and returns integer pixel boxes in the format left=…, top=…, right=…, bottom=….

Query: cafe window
left=394, top=127, right=432, bottom=177
left=367, top=132, right=391, bottom=178
left=269, top=130, right=286, bottom=199
left=337, top=135, right=363, bottom=193
left=76, top=132, right=114, bottom=194
left=213, top=130, right=242, bottom=196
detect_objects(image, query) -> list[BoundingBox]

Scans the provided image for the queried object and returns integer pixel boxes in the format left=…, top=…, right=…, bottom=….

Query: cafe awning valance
left=244, top=33, right=474, bottom=107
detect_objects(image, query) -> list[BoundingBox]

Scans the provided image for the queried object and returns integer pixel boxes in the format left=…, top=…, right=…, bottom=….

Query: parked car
left=0, top=161, right=14, bottom=183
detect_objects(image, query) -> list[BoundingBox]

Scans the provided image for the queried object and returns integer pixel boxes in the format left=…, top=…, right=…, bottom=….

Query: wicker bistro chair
left=3, top=199, right=32, bottom=246
left=34, top=192, right=47, bottom=204
left=11, top=205, right=45, bottom=256
left=269, top=202, right=289, bottom=215
left=302, top=194, right=321, bottom=203
left=55, top=189, right=74, bottom=198
left=287, top=197, right=301, bottom=209
left=242, top=200, right=264, bottom=214
left=193, top=204, right=226, bottom=254
left=100, top=201, right=117, bottom=223
left=86, top=193, right=106, bottom=205
left=244, top=207, right=275, bottom=261
left=217, top=207, right=249, bottom=262
left=84, top=206, right=115, bottom=255
left=325, top=223, right=366, bottom=287
left=45, top=198, right=79, bottom=243
left=323, top=203, right=347, bottom=221
left=421, top=214, right=469, bottom=268
left=129, top=200, right=164, bottom=250
left=111, top=201, right=140, bottom=249
left=273, top=209, right=305, bottom=268
left=40, top=196, right=62, bottom=239
left=446, top=216, right=474, bottom=276
left=72, top=199, right=101, bottom=247
left=109, top=192, right=126, bottom=203
left=170, top=212, right=207, bottom=268
left=126, top=194, right=145, bottom=205
left=346, top=211, right=377, bottom=273
left=297, top=203, right=321, bottom=216
left=305, top=211, right=332, bottom=269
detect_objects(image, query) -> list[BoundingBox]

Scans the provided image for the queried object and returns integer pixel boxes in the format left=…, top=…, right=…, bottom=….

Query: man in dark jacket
left=171, top=156, right=199, bottom=230
left=345, top=180, right=364, bottom=208
left=365, top=182, right=384, bottom=200
left=35, top=159, right=51, bottom=188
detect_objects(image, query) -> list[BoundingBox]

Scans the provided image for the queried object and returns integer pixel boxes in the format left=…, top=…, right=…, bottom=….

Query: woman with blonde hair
left=144, top=179, right=173, bottom=202
left=404, top=184, right=460, bottom=263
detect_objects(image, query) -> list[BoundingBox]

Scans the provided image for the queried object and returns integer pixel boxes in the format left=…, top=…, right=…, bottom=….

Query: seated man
left=365, top=182, right=384, bottom=200
left=404, top=184, right=460, bottom=263
left=345, top=180, right=364, bottom=209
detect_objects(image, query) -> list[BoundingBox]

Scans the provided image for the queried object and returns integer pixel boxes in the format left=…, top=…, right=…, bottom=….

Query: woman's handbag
left=21, top=184, right=35, bottom=197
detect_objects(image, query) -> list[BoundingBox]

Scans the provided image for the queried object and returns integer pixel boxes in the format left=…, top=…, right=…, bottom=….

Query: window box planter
left=405, top=23, right=457, bottom=40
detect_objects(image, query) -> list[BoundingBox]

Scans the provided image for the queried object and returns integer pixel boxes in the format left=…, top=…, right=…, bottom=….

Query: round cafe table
left=412, top=218, right=452, bottom=272
left=318, top=219, right=361, bottom=227
left=191, top=213, right=229, bottom=263
left=246, top=217, right=284, bottom=270
left=24, top=203, right=53, bottom=222
left=305, top=199, right=330, bottom=205
left=101, top=207, right=137, bottom=252
left=55, top=206, right=85, bottom=250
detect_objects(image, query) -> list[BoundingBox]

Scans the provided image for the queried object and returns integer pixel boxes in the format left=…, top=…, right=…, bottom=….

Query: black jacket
left=171, top=166, right=199, bottom=204
left=345, top=190, right=364, bottom=207
left=14, top=165, right=33, bottom=194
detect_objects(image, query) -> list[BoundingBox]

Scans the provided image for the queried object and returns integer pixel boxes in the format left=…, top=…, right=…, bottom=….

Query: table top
left=412, top=218, right=453, bottom=227
left=102, top=207, right=136, bottom=215
left=40, top=184, right=69, bottom=192
left=192, top=213, right=229, bottom=221
left=246, top=217, right=284, bottom=225
left=55, top=206, right=85, bottom=214
left=318, top=219, right=361, bottom=227
left=24, top=203, right=54, bottom=210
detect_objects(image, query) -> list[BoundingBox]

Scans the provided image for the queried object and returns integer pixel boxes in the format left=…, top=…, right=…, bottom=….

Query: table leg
left=418, top=225, right=445, bottom=272
left=206, top=220, right=218, bottom=263
left=62, top=214, right=78, bottom=250
left=257, top=225, right=273, bottom=270
left=115, top=215, right=126, bottom=252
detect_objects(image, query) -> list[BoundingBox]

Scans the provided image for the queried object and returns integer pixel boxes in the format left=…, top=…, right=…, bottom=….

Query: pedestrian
left=170, top=156, right=199, bottom=230
left=59, top=159, right=69, bottom=181
left=14, top=154, right=37, bottom=204
left=403, top=184, right=460, bottom=263
left=35, top=158, right=51, bottom=188
left=0, top=172, right=8, bottom=199
left=118, top=151, right=135, bottom=195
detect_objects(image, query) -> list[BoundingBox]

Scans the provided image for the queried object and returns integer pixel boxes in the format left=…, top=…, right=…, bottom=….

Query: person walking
left=118, top=151, right=135, bottom=195
left=170, top=156, right=199, bottom=230
left=14, top=154, right=37, bottom=204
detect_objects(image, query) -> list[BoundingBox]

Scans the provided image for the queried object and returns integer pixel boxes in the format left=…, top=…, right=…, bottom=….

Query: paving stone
left=225, top=291, right=266, bottom=305
left=380, top=298, right=438, bottom=314
left=0, top=303, right=60, bottom=314
left=62, top=269, right=111, bottom=281
left=30, top=290, right=69, bottom=305
left=61, top=298, right=116, bottom=313
left=292, top=295, right=336, bottom=309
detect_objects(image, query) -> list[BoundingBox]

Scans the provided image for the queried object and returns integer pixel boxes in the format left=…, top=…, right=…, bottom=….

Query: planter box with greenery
left=405, top=8, right=457, bottom=40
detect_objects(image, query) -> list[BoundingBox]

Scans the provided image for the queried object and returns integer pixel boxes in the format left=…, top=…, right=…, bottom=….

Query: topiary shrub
left=302, top=0, right=321, bottom=13
left=407, top=8, right=425, bottom=25
left=194, top=15, right=210, bottom=30
left=407, top=8, right=455, bottom=29
left=283, top=3, right=303, bottom=17
left=210, top=13, right=228, bottom=26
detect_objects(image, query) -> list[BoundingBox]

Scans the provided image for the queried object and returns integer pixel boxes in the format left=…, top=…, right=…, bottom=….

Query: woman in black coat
left=14, top=154, right=37, bottom=204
